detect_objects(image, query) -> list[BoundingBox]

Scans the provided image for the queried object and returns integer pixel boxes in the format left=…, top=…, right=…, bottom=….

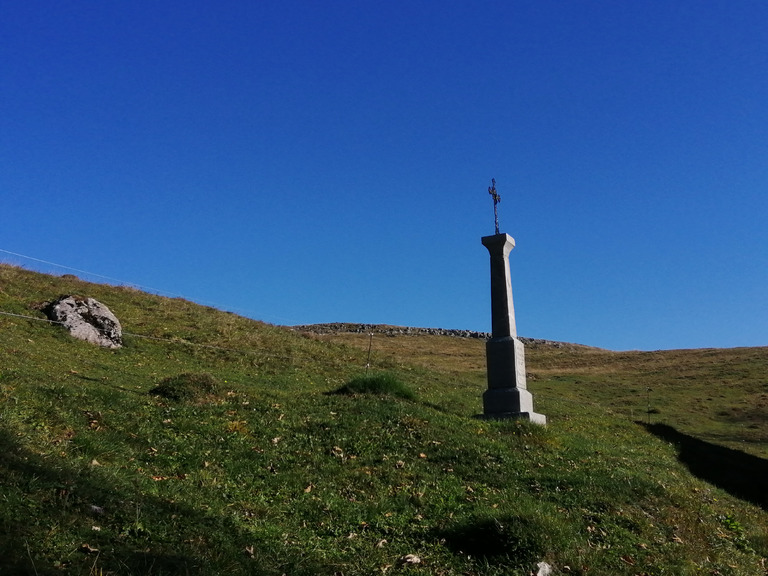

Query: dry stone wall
left=292, top=323, right=581, bottom=349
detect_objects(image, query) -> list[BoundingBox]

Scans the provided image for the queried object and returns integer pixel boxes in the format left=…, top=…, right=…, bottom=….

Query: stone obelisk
left=481, top=180, right=546, bottom=424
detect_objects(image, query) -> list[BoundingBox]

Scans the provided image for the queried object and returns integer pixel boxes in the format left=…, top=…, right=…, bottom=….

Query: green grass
left=332, top=372, right=417, bottom=400
left=319, top=331, right=768, bottom=460
left=1, top=263, right=767, bottom=575
left=149, top=372, right=220, bottom=402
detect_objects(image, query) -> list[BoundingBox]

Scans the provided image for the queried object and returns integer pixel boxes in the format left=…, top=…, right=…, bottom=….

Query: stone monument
left=481, top=180, right=546, bottom=424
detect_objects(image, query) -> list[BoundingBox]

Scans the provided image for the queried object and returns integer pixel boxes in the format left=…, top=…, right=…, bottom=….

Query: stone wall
left=291, top=323, right=584, bottom=349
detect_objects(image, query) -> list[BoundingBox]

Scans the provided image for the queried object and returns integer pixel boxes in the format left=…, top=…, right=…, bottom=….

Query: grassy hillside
left=317, top=329, right=768, bottom=459
left=1, top=264, right=766, bottom=575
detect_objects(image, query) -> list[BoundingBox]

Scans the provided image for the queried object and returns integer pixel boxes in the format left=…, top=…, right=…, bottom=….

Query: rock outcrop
left=45, top=296, right=123, bottom=348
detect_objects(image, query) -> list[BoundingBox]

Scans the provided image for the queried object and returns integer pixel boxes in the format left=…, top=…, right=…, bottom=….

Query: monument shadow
left=641, top=422, right=768, bottom=511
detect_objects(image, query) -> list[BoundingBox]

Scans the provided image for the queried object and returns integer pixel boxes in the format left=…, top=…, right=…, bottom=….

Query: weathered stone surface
left=45, top=296, right=122, bottom=348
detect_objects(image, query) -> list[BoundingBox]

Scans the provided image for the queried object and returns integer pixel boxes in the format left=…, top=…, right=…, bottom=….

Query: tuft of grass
left=332, top=372, right=416, bottom=400
left=149, top=372, right=219, bottom=402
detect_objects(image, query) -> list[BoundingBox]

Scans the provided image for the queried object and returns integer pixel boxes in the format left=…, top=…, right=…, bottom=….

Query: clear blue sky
left=2, top=1, right=767, bottom=351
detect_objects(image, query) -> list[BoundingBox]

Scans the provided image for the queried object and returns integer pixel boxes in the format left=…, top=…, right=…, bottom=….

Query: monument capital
left=481, top=233, right=515, bottom=254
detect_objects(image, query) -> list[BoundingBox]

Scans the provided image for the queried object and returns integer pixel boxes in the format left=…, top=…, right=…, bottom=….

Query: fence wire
left=0, top=248, right=301, bottom=326
left=1, top=309, right=632, bottom=419
left=0, top=309, right=316, bottom=364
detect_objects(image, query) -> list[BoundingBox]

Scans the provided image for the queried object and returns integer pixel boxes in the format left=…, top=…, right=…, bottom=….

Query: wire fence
left=0, top=309, right=319, bottom=366
left=0, top=248, right=302, bottom=326
left=1, top=308, right=638, bottom=422
left=0, top=248, right=650, bottom=420
left=0, top=310, right=371, bottom=403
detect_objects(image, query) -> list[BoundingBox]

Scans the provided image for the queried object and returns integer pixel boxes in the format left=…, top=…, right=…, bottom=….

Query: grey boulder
left=45, top=296, right=123, bottom=348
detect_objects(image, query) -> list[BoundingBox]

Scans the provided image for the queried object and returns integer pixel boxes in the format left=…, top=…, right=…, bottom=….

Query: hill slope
left=1, top=264, right=766, bottom=575
left=304, top=325, right=768, bottom=460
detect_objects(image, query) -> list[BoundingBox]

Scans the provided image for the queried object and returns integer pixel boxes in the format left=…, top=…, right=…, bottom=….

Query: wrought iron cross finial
left=488, top=178, right=501, bottom=234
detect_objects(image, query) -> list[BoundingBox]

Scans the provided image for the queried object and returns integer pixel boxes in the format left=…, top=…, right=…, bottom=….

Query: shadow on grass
left=0, top=426, right=324, bottom=576
left=642, top=422, right=768, bottom=511
left=435, top=514, right=548, bottom=573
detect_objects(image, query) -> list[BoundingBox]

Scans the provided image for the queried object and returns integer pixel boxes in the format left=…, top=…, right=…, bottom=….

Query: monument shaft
left=481, top=234, right=517, bottom=338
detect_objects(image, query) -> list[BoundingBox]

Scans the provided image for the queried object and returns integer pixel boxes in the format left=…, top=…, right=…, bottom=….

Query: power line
left=0, top=248, right=302, bottom=326
left=0, top=248, right=167, bottom=292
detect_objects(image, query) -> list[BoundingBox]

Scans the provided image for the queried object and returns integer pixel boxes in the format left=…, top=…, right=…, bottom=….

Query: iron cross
left=488, top=178, right=501, bottom=234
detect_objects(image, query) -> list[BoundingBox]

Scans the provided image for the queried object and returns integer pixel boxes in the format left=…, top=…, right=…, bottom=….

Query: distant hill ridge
left=292, top=322, right=590, bottom=349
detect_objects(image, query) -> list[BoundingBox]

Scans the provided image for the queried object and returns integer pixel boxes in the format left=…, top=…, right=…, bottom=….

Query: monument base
left=482, top=381, right=546, bottom=424
left=477, top=411, right=547, bottom=425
